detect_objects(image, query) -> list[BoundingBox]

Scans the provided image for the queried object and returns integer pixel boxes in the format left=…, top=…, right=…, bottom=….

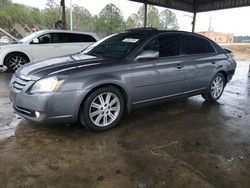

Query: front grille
left=10, top=74, right=30, bottom=93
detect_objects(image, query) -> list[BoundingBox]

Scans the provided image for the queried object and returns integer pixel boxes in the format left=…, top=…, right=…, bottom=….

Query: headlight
left=29, top=77, right=64, bottom=94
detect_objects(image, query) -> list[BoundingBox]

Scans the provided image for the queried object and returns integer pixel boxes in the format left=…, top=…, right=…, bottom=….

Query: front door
left=132, top=34, right=185, bottom=104
left=30, top=33, right=63, bottom=61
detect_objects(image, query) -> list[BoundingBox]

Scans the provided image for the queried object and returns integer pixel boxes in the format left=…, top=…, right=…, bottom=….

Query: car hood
left=0, top=42, right=23, bottom=48
left=17, top=53, right=106, bottom=80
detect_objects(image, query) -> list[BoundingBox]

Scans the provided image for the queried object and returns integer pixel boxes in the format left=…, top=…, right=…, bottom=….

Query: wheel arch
left=77, top=82, right=131, bottom=121
left=3, top=51, right=30, bottom=66
left=217, top=70, right=227, bottom=82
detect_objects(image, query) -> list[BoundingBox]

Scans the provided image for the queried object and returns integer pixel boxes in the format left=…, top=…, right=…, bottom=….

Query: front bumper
left=10, top=89, right=87, bottom=124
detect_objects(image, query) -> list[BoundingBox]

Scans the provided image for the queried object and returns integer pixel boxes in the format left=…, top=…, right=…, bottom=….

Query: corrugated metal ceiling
left=129, top=0, right=250, bottom=12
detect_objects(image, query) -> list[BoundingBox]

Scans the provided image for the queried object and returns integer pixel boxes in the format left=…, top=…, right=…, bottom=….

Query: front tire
left=79, top=87, right=124, bottom=131
left=202, top=73, right=225, bottom=102
left=5, top=53, right=29, bottom=72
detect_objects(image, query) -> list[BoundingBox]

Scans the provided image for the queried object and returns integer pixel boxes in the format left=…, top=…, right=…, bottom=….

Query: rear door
left=132, top=34, right=185, bottom=104
left=180, top=34, right=217, bottom=92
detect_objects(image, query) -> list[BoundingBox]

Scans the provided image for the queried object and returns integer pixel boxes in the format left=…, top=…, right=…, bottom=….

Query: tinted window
left=38, top=34, right=52, bottom=44
left=37, top=33, right=63, bottom=44
left=38, top=33, right=96, bottom=43
left=68, top=33, right=96, bottom=43
left=144, top=34, right=180, bottom=57
left=181, top=35, right=215, bottom=55
left=78, top=34, right=96, bottom=42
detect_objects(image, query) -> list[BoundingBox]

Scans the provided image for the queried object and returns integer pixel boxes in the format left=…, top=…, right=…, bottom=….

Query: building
left=198, top=31, right=234, bottom=44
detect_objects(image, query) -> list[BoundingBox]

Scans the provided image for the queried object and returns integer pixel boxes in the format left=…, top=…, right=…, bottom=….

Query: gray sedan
left=9, top=28, right=236, bottom=131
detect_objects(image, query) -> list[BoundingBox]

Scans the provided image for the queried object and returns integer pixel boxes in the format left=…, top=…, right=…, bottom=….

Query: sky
left=11, top=0, right=250, bottom=36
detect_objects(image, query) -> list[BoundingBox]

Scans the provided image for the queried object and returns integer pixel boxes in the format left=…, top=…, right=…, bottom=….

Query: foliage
left=126, top=13, right=141, bottom=29
left=125, top=5, right=179, bottom=30
left=0, top=0, right=179, bottom=38
left=160, top=9, right=179, bottom=30
left=94, top=4, right=125, bottom=37
left=68, top=5, right=92, bottom=31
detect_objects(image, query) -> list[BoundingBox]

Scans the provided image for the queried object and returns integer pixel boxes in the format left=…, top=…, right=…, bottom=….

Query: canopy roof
left=129, top=0, right=250, bottom=12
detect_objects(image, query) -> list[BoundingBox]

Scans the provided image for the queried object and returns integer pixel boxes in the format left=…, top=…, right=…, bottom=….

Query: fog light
left=35, top=111, right=40, bottom=118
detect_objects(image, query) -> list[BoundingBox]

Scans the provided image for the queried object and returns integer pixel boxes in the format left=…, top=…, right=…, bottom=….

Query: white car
left=0, top=30, right=99, bottom=72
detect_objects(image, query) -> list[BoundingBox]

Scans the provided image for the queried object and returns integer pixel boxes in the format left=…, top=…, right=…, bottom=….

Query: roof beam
left=129, top=0, right=250, bottom=13
left=196, top=0, right=250, bottom=12
left=130, top=0, right=194, bottom=12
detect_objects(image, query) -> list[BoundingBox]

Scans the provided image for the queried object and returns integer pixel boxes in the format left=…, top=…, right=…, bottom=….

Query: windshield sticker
left=122, top=38, right=139, bottom=43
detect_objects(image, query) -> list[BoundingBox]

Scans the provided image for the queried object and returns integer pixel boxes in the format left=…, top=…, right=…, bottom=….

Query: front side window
left=82, top=33, right=146, bottom=59
left=181, top=35, right=215, bottom=55
left=38, top=34, right=51, bottom=44
left=143, top=34, right=180, bottom=58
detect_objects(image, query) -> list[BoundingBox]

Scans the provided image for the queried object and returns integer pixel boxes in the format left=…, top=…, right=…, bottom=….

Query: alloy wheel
left=210, top=76, right=224, bottom=99
left=89, top=92, right=120, bottom=127
left=8, top=55, right=26, bottom=71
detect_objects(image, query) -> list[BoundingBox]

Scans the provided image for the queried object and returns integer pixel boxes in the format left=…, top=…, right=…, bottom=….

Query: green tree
left=43, top=0, right=60, bottom=28
left=137, top=5, right=163, bottom=28
left=0, top=0, right=11, bottom=8
left=126, top=13, right=141, bottom=29
left=67, top=5, right=93, bottom=31
left=126, top=5, right=179, bottom=30
left=147, top=5, right=163, bottom=28
left=29, top=8, right=45, bottom=29
left=0, top=3, right=31, bottom=32
left=95, top=3, right=125, bottom=36
left=160, top=9, right=179, bottom=30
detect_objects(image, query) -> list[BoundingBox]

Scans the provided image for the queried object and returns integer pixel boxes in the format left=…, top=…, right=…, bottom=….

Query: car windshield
left=82, top=32, right=146, bottom=59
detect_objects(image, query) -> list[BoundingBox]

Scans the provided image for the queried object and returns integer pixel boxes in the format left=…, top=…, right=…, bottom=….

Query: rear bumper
left=226, top=70, right=235, bottom=82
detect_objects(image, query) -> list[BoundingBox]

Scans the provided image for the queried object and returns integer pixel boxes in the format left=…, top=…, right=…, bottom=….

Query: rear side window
left=144, top=34, right=180, bottom=57
left=68, top=33, right=96, bottom=43
left=181, top=35, right=215, bottom=55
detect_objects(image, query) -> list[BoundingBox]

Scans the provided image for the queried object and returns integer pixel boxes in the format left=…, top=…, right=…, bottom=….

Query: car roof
left=125, top=28, right=225, bottom=54
left=33, top=30, right=99, bottom=39
left=126, top=28, right=207, bottom=38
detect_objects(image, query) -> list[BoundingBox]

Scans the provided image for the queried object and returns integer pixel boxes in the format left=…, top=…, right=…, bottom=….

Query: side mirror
left=135, top=50, right=159, bottom=61
left=31, top=38, right=39, bottom=44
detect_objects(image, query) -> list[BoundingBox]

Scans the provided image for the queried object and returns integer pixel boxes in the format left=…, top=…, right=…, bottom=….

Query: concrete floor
left=0, top=62, right=249, bottom=188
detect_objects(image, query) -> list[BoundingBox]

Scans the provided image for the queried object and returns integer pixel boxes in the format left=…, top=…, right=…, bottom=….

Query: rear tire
left=5, top=53, right=29, bottom=72
left=202, top=73, right=225, bottom=102
left=79, top=87, right=124, bottom=131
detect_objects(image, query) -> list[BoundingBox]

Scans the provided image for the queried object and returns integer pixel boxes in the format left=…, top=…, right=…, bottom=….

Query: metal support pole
left=192, top=0, right=197, bottom=33
left=61, top=0, right=66, bottom=29
left=192, top=12, right=196, bottom=33
left=70, top=0, right=73, bottom=30
left=144, top=2, right=147, bottom=28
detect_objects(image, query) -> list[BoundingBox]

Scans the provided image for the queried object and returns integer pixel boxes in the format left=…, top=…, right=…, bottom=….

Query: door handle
left=211, top=61, right=216, bottom=64
left=176, top=64, right=184, bottom=69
